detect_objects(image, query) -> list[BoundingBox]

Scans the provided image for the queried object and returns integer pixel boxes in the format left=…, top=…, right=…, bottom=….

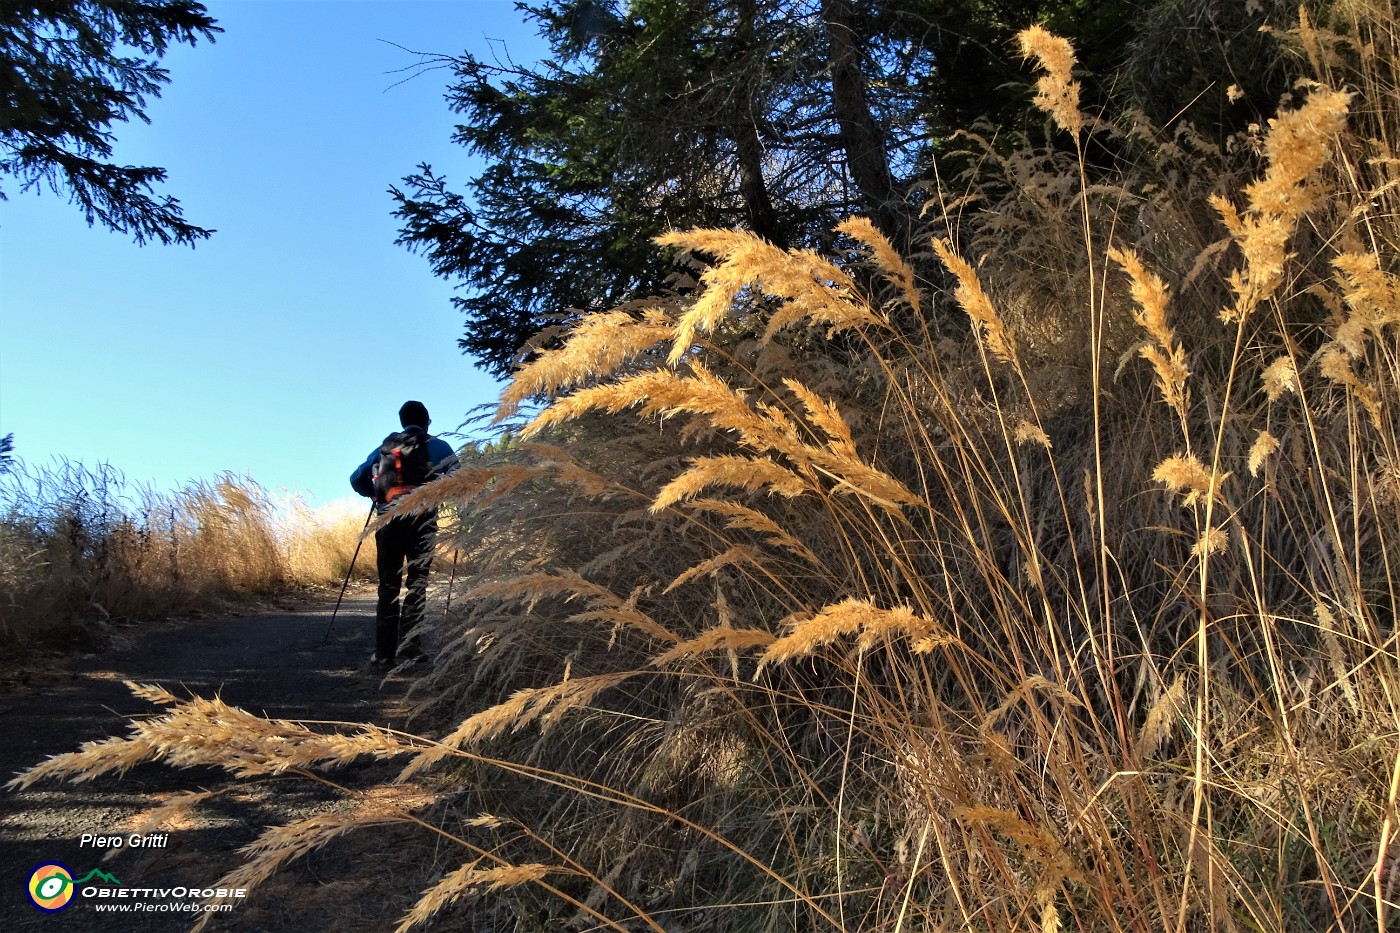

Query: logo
left=27, top=863, right=122, bottom=912
left=28, top=862, right=75, bottom=912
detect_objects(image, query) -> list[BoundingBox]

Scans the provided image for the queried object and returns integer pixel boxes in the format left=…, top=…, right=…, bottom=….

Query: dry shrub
left=0, top=466, right=376, bottom=645
left=277, top=497, right=378, bottom=588
left=10, top=9, right=1400, bottom=933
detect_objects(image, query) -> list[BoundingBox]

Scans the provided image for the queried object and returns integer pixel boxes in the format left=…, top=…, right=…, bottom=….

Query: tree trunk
left=733, top=0, right=785, bottom=247
left=734, top=114, right=785, bottom=247
left=822, top=0, right=907, bottom=247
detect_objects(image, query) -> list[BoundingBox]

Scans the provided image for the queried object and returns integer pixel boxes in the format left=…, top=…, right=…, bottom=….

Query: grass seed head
left=1017, top=26, right=1084, bottom=136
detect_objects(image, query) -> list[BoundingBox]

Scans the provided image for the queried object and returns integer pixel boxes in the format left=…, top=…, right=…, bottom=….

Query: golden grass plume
left=1110, top=246, right=1190, bottom=419
left=655, top=227, right=887, bottom=363
left=755, top=599, right=956, bottom=673
left=933, top=237, right=1021, bottom=369
left=1017, top=25, right=1084, bottom=137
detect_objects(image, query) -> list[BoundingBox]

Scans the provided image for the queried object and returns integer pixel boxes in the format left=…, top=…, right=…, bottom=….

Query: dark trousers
left=375, top=512, right=436, bottom=661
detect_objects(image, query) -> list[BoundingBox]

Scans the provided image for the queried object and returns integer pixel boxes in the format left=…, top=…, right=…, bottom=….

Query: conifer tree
left=0, top=1, right=219, bottom=246
left=391, top=0, right=1209, bottom=378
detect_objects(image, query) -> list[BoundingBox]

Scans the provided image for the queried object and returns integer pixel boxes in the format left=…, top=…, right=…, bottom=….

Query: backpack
left=372, top=426, right=432, bottom=505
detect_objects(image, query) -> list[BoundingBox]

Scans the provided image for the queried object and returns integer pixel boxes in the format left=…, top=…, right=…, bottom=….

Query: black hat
left=399, top=400, right=429, bottom=428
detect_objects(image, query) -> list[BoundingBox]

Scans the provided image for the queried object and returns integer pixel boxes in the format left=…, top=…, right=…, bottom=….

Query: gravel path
left=0, top=592, right=454, bottom=932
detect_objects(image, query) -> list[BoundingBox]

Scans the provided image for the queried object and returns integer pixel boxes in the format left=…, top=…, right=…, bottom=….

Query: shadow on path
left=0, top=594, right=439, bottom=932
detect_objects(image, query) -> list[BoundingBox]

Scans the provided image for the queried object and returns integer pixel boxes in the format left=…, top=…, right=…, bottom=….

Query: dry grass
left=0, top=465, right=376, bottom=645
left=9, top=8, right=1400, bottom=933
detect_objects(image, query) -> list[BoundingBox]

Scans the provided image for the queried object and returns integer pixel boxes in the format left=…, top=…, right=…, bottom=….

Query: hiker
left=350, top=400, right=458, bottom=667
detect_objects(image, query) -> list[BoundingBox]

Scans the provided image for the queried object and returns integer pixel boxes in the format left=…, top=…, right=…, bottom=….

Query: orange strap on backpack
left=383, top=447, right=415, bottom=502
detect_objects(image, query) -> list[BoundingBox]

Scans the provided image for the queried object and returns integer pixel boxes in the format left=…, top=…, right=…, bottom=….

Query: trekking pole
left=322, top=502, right=375, bottom=645
left=441, top=547, right=460, bottom=624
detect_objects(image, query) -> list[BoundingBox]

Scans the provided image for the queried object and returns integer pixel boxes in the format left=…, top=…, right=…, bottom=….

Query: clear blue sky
left=0, top=0, right=548, bottom=507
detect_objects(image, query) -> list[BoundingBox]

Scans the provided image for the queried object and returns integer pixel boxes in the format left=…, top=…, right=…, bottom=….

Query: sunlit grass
left=0, top=464, right=376, bottom=644
left=9, top=9, right=1400, bottom=933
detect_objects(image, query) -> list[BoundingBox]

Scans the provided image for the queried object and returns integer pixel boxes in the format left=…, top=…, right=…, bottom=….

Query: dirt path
left=0, top=591, right=459, bottom=932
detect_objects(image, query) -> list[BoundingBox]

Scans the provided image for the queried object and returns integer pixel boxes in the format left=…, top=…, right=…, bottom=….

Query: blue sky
left=0, top=0, right=548, bottom=507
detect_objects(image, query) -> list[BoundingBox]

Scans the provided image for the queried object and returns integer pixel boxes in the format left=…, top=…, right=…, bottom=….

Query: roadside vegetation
left=0, top=463, right=375, bottom=647
left=10, top=6, right=1400, bottom=933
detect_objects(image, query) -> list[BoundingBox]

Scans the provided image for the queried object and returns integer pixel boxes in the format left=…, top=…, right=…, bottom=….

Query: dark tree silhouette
left=0, top=1, right=220, bottom=246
